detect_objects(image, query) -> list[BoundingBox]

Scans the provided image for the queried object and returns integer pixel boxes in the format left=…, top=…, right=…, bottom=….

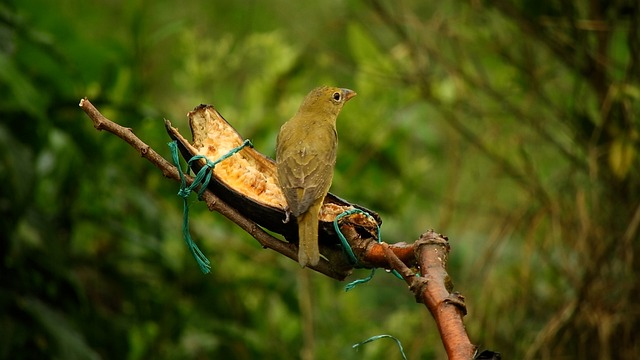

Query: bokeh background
left=2, top=0, right=639, bottom=359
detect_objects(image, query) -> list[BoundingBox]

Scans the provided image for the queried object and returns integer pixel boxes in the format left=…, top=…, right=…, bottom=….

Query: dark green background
left=2, top=0, right=639, bottom=359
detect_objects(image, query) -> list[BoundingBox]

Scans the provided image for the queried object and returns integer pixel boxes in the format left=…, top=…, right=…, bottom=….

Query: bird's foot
left=282, top=210, right=291, bottom=224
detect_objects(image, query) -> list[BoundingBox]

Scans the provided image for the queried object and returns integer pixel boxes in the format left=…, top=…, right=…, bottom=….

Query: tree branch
left=79, top=97, right=347, bottom=280
left=383, top=231, right=476, bottom=360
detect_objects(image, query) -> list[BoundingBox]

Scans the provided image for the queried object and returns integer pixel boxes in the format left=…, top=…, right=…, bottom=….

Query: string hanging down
left=168, top=139, right=253, bottom=274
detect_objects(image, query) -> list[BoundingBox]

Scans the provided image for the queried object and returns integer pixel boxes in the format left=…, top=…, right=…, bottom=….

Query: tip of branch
left=79, top=98, right=87, bottom=107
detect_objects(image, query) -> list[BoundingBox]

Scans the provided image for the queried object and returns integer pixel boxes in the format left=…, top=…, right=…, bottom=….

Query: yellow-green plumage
left=276, top=86, right=356, bottom=267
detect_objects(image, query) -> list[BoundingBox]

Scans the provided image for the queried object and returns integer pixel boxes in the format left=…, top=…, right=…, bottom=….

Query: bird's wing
left=276, top=123, right=337, bottom=216
left=279, top=151, right=335, bottom=216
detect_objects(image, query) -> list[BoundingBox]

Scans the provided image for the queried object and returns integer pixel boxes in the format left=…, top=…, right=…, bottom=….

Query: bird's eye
left=332, top=92, right=341, bottom=101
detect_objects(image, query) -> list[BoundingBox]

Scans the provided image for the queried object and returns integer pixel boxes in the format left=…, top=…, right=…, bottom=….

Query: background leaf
left=1, top=0, right=639, bottom=359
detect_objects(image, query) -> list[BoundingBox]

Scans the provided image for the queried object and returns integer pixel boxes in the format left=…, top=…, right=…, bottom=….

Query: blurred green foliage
left=1, top=0, right=639, bottom=359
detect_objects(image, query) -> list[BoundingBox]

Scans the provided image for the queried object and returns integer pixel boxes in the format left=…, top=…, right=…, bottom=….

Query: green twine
left=333, top=209, right=370, bottom=265
left=344, top=269, right=376, bottom=292
left=353, top=334, right=408, bottom=360
left=333, top=209, right=403, bottom=291
left=168, top=139, right=253, bottom=274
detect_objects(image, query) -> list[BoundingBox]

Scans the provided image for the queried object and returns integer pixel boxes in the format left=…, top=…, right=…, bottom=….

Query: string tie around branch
left=333, top=209, right=402, bottom=291
left=168, top=139, right=253, bottom=274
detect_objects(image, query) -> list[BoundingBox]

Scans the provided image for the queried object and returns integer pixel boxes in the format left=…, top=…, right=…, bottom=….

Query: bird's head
left=297, top=86, right=357, bottom=118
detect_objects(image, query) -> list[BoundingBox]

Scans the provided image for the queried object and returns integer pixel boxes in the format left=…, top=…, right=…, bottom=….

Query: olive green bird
left=276, top=86, right=356, bottom=267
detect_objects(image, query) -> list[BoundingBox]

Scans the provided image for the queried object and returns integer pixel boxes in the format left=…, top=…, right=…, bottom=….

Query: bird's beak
left=341, top=88, right=357, bottom=102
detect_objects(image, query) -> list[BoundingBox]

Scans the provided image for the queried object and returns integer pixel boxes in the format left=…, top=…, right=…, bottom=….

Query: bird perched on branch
left=276, top=86, right=357, bottom=267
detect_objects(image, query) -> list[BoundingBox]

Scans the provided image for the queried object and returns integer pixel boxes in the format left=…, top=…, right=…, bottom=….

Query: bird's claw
left=282, top=209, right=291, bottom=224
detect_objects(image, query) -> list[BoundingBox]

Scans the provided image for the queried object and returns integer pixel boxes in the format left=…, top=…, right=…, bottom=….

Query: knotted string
left=168, top=139, right=253, bottom=273
left=333, top=208, right=403, bottom=291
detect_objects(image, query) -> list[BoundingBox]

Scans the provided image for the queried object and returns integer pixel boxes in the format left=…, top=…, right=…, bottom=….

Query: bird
left=276, top=86, right=357, bottom=267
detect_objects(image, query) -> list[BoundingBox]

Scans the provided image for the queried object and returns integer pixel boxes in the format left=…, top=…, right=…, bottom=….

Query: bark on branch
left=382, top=231, right=477, bottom=360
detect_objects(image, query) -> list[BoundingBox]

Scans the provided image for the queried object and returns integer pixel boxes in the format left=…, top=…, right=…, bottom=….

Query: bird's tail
left=297, top=202, right=321, bottom=267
